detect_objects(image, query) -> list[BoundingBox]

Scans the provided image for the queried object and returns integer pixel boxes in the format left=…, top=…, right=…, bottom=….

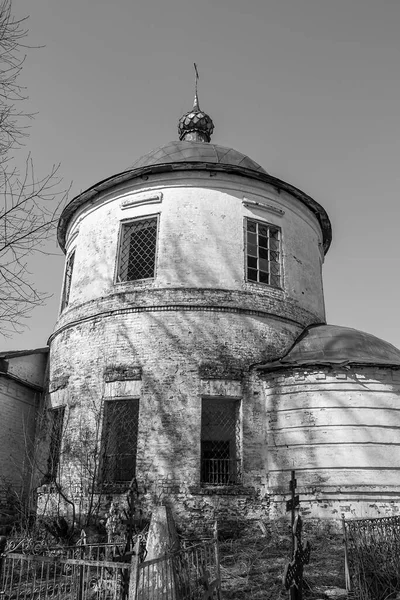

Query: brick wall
left=36, top=308, right=298, bottom=525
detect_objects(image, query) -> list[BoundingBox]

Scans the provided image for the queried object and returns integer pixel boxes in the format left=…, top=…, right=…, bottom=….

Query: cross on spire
left=193, top=62, right=200, bottom=110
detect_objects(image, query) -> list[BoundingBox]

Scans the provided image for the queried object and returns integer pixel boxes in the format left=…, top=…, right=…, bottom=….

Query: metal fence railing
left=134, top=539, right=220, bottom=600
left=342, top=515, right=400, bottom=600
left=0, top=537, right=220, bottom=600
left=0, top=552, right=131, bottom=600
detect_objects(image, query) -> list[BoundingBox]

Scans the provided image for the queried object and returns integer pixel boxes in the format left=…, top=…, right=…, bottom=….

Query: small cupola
left=178, top=64, right=214, bottom=143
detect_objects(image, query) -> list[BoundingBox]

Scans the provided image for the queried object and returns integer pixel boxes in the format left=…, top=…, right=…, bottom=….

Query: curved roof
left=57, top=140, right=332, bottom=254
left=258, top=324, right=400, bottom=370
left=130, top=141, right=269, bottom=174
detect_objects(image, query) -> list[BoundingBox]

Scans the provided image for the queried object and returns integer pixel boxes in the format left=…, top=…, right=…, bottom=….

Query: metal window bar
left=118, top=217, right=158, bottom=282
left=46, top=406, right=65, bottom=482
left=100, top=398, right=139, bottom=484
left=201, top=399, right=241, bottom=486
left=246, top=219, right=281, bottom=287
left=61, top=250, right=75, bottom=310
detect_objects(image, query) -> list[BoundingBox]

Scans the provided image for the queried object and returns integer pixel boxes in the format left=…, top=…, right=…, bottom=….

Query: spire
left=178, top=64, right=214, bottom=143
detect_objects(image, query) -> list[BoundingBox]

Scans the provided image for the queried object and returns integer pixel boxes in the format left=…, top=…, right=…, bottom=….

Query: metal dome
left=57, top=139, right=332, bottom=254
left=129, top=140, right=268, bottom=174
left=259, top=324, right=400, bottom=369
left=178, top=109, right=214, bottom=143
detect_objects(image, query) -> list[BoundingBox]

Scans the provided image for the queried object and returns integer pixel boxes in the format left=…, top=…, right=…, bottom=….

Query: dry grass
left=219, top=520, right=346, bottom=600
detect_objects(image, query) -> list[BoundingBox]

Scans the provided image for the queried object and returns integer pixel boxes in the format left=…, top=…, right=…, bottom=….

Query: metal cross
left=286, top=470, right=300, bottom=555
left=283, top=515, right=311, bottom=600
left=193, top=63, right=200, bottom=110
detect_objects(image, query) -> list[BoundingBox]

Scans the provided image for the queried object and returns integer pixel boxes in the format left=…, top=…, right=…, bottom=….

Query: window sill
left=95, top=482, right=132, bottom=494
left=114, top=278, right=155, bottom=288
left=190, top=485, right=255, bottom=496
left=245, top=280, right=283, bottom=293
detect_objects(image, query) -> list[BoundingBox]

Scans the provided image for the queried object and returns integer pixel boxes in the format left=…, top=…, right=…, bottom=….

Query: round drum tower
left=44, top=99, right=331, bottom=525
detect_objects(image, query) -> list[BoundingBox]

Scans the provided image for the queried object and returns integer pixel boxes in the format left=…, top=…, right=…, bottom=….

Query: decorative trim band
left=66, top=228, right=79, bottom=247
left=243, top=198, right=284, bottom=216
left=49, top=304, right=304, bottom=344
left=121, top=192, right=162, bottom=210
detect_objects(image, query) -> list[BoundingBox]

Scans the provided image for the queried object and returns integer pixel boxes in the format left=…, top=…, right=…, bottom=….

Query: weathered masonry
left=12, top=89, right=400, bottom=526
left=0, top=348, right=48, bottom=513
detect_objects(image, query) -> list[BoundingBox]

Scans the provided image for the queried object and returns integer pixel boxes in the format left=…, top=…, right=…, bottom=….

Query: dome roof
left=129, top=140, right=268, bottom=174
left=57, top=140, right=332, bottom=253
left=259, top=324, right=400, bottom=369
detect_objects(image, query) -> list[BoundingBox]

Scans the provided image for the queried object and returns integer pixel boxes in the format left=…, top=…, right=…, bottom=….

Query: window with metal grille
left=61, top=251, right=75, bottom=310
left=100, top=398, right=139, bottom=485
left=246, top=219, right=281, bottom=287
left=201, top=398, right=241, bottom=486
left=46, top=407, right=65, bottom=482
left=117, top=217, right=158, bottom=282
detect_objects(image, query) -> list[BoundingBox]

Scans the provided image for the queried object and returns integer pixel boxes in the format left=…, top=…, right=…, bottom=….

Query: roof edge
left=57, top=162, right=332, bottom=254
left=0, top=369, right=44, bottom=392
left=256, top=360, right=400, bottom=372
left=0, top=346, right=49, bottom=359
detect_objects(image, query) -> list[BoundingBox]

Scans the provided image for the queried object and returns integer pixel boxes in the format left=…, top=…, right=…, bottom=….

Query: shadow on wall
left=263, top=326, right=400, bottom=517
left=38, top=188, right=325, bottom=525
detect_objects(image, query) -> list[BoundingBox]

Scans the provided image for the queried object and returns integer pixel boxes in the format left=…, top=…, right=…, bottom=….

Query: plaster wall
left=256, top=366, right=400, bottom=521
left=0, top=376, right=39, bottom=503
left=2, top=352, right=48, bottom=388
left=58, top=171, right=325, bottom=328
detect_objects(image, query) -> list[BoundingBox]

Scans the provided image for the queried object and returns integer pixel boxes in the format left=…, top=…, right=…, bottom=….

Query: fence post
left=342, top=515, right=351, bottom=594
left=128, top=538, right=140, bottom=600
left=0, top=536, right=6, bottom=584
left=213, top=521, right=221, bottom=600
left=77, top=542, right=85, bottom=600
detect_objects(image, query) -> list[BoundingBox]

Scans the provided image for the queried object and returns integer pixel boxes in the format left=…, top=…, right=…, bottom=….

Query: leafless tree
left=0, top=0, right=68, bottom=337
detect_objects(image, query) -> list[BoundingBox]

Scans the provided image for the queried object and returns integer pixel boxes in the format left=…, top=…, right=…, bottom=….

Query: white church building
left=1, top=90, right=400, bottom=530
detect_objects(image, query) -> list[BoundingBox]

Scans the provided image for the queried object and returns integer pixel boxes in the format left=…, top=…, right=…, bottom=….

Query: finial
left=178, top=64, right=214, bottom=143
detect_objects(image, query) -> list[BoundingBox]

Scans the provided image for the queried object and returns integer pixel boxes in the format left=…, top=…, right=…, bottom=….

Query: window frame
left=99, top=397, right=140, bottom=488
left=45, top=406, right=65, bottom=483
left=244, top=217, right=283, bottom=289
left=60, top=249, right=76, bottom=311
left=115, top=214, right=160, bottom=284
left=200, top=397, right=242, bottom=487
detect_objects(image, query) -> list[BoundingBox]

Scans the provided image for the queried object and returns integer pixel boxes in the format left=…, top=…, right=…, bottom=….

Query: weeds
left=219, top=521, right=346, bottom=600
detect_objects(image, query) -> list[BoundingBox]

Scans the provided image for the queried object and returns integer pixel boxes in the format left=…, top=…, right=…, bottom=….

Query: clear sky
left=3, top=0, right=400, bottom=351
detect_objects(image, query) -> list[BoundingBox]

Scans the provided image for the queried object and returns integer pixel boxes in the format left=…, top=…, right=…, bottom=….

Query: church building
left=2, top=88, right=400, bottom=529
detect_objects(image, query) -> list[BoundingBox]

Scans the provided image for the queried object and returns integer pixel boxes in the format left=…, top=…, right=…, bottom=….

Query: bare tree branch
left=0, top=0, right=69, bottom=337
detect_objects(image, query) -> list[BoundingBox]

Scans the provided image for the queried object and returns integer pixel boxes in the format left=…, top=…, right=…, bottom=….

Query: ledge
left=189, top=485, right=256, bottom=496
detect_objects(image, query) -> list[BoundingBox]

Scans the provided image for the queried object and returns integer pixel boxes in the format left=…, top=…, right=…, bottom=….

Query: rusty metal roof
left=129, top=140, right=268, bottom=174
left=258, top=324, right=400, bottom=370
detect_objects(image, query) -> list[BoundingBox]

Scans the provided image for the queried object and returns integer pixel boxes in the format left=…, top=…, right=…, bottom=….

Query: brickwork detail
left=49, top=375, right=69, bottom=392
left=104, top=365, right=142, bottom=382
left=199, top=363, right=243, bottom=380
